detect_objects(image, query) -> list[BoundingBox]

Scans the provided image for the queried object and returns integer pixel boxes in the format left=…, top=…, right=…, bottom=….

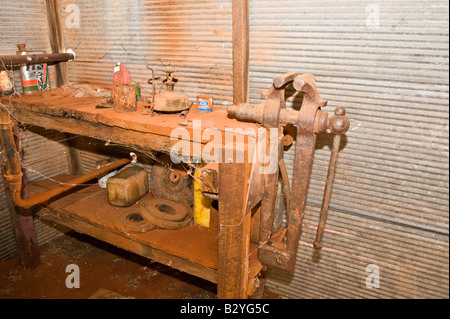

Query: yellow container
left=193, top=168, right=213, bottom=227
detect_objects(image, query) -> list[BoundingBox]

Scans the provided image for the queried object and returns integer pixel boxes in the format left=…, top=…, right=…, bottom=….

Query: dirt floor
left=0, top=231, right=278, bottom=299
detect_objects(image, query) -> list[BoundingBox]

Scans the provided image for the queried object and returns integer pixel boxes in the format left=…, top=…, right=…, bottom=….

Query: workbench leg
left=217, top=163, right=251, bottom=299
left=1, top=125, right=40, bottom=270
left=64, top=133, right=84, bottom=176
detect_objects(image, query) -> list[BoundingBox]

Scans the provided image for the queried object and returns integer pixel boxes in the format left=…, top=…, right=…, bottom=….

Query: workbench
left=0, top=93, right=276, bottom=299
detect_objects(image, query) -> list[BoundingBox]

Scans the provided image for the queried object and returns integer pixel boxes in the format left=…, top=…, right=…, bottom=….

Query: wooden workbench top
left=1, top=93, right=258, bottom=139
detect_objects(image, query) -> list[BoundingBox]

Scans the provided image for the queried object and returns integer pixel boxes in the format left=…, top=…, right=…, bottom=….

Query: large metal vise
left=228, top=72, right=349, bottom=272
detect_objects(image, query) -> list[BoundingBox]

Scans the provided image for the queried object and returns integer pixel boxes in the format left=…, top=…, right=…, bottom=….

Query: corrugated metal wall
left=1, top=0, right=448, bottom=299
left=0, top=0, right=57, bottom=93
left=58, top=0, right=234, bottom=107
left=0, top=0, right=67, bottom=262
left=248, top=0, right=449, bottom=298
left=57, top=0, right=448, bottom=299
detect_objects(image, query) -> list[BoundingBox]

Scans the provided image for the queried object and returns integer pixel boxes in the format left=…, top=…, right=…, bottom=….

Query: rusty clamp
left=228, top=72, right=349, bottom=272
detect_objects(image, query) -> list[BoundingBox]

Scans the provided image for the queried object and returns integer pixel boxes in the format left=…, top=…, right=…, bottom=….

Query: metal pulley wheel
left=113, top=209, right=156, bottom=234
left=140, top=198, right=193, bottom=230
left=150, top=153, right=194, bottom=206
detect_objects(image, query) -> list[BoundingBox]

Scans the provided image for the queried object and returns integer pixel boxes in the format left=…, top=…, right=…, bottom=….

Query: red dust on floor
left=0, top=231, right=217, bottom=299
left=0, top=231, right=280, bottom=299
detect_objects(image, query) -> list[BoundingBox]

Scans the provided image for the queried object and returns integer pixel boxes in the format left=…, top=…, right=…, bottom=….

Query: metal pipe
left=0, top=103, right=131, bottom=208
left=7, top=158, right=131, bottom=208
left=0, top=53, right=74, bottom=66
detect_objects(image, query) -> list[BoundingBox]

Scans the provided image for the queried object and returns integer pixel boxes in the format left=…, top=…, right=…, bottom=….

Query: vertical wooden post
left=1, top=177, right=40, bottom=270
left=45, top=0, right=69, bottom=87
left=217, top=162, right=252, bottom=299
left=232, top=0, right=250, bottom=106
left=45, top=1, right=84, bottom=176
left=0, top=121, right=40, bottom=270
left=64, top=133, right=84, bottom=176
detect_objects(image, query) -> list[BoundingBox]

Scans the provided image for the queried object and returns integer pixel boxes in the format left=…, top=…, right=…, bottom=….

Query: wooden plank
left=44, top=0, right=69, bottom=87
left=36, top=205, right=218, bottom=283
left=43, top=0, right=83, bottom=177
left=27, top=161, right=265, bottom=297
left=12, top=106, right=181, bottom=155
left=0, top=122, right=40, bottom=270
left=7, top=104, right=259, bottom=166
left=217, top=162, right=251, bottom=298
left=2, top=96, right=258, bottom=139
left=1, top=172, right=40, bottom=270
left=3, top=95, right=264, bottom=298
left=28, top=176, right=221, bottom=280
left=232, top=0, right=249, bottom=105
left=31, top=174, right=263, bottom=288
left=64, top=133, right=84, bottom=175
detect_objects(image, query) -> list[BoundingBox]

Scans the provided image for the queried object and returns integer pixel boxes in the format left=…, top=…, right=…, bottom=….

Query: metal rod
left=146, top=66, right=155, bottom=105
left=313, top=133, right=342, bottom=250
left=0, top=53, right=74, bottom=66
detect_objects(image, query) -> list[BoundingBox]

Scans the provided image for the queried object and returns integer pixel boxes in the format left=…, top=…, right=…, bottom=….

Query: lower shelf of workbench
left=29, top=174, right=261, bottom=284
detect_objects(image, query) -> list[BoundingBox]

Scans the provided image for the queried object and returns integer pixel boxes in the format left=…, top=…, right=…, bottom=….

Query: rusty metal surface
left=230, top=73, right=349, bottom=272
left=113, top=209, right=156, bottom=234
left=58, top=0, right=234, bottom=107
left=249, top=0, right=448, bottom=299
left=140, top=198, right=192, bottom=230
left=0, top=0, right=57, bottom=94
left=0, top=52, right=74, bottom=66
left=313, top=133, right=341, bottom=250
left=266, top=205, right=449, bottom=299
left=249, top=1, right=449, bottom=233
left=150, top=154, right=194, bottom=206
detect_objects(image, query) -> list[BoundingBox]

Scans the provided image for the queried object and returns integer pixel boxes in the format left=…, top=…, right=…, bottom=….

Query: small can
left=16, top=44, right=50, bottom=94
left=197, top=94, right=213, bottom=112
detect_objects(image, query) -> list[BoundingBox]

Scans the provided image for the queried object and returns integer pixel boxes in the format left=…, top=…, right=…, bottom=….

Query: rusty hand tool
left=227, top=72, right=349, bottom=272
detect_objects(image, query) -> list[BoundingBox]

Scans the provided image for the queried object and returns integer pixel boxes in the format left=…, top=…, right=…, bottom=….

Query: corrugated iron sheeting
left=58, top=0, right=234, bottom=107
left=1, top=0, right=447, bottom=299
left=19, top=127, right=70, bottom=181
left=266, top=205, right=449, bottom=299
left=73, top=136, right=155, bottom=187
left=0, top=0, right=57, bottom=93
left=250, top=0, right=449, bottom=298
left=19, top=127, right=70, bottom=250
left=0, top=0, right=63, bottom=262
